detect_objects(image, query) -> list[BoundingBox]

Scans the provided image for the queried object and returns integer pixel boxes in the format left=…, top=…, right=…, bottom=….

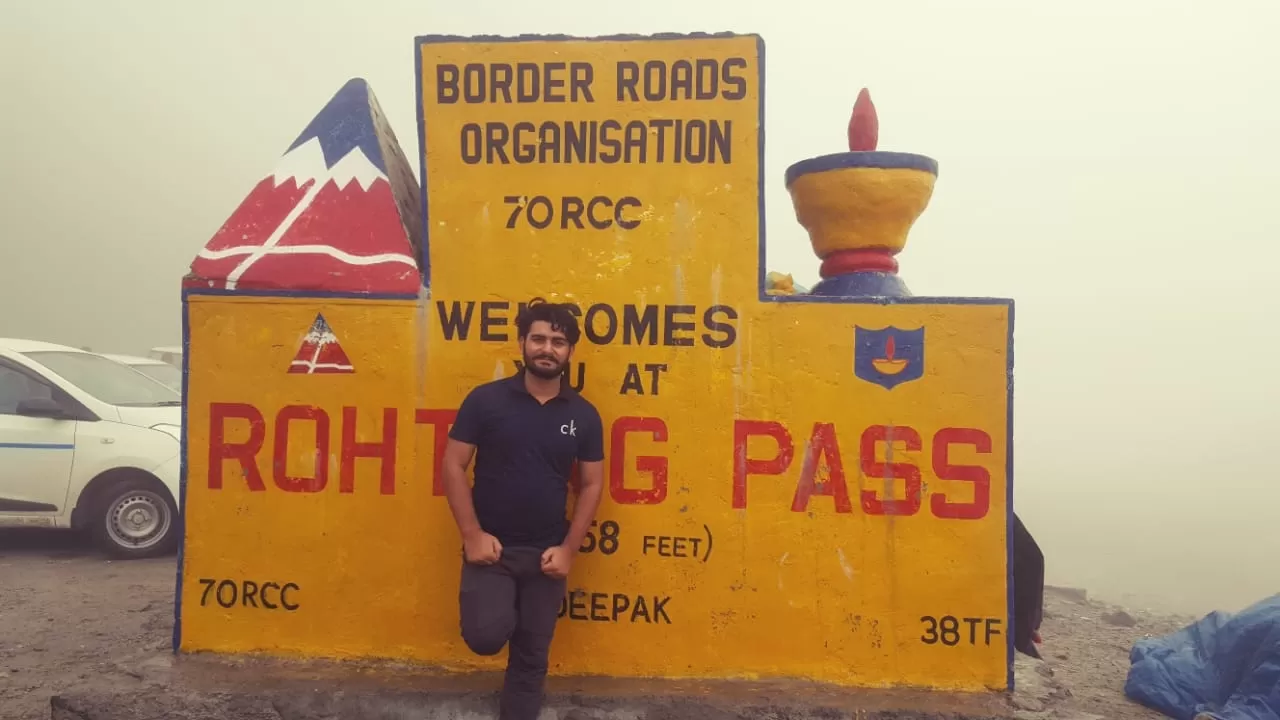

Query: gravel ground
left=1, top=528, right=1186, bottom=720
left=1033, top=586, right=1192, bottom=719
left=0, top=529, right=176, bottom=720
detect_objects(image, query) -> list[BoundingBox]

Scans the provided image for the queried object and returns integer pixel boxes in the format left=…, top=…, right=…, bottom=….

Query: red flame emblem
left=847, top=88, right=879, bottom=152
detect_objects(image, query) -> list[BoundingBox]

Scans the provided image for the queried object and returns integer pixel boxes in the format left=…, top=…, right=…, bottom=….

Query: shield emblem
left=853, top=326, right=925, bottom=390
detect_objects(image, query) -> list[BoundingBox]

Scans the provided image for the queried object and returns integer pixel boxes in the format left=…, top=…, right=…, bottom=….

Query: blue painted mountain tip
left=286, top=79, right=392, bottom=171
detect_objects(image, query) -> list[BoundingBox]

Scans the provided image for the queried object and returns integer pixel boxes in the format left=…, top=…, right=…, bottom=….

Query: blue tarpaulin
left=1124, top=593, right=1280, bottom=720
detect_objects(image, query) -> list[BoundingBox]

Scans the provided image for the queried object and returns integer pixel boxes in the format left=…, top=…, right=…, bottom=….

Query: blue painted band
left=415, top=31, right=756, bottom=45
left=0, top=442, right=74, bottom=450
left=415, top=31, right=765, bottom=288
left=182, top=288, right=419, bottom=302
left=174, top=295, right=192, bottom=654
left=412, top=34, right=1014, bottom=687
left=809, top=271, right=911, bottom=298
left=760, top=293, right=1013, bottom=306
left=784, top=151, right=939, bottom=188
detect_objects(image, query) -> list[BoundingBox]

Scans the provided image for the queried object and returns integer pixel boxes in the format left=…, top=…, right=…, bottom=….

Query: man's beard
left=523, top=350, right=567, bottom=380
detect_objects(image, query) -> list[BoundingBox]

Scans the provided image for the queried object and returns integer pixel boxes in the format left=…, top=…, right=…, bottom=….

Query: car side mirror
left=16, top=397, right=68, bottom=420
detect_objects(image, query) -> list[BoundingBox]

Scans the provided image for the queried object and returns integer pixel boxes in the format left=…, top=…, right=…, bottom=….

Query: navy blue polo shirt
left=449, top=370, right=604, bottom=549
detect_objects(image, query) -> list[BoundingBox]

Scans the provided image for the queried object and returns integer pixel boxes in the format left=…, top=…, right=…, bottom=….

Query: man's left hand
left=540, top=545, right=574, bottom=579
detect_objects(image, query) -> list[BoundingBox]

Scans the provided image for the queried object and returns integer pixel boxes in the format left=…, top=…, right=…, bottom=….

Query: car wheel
left=91, top=476, right=178, bottom=559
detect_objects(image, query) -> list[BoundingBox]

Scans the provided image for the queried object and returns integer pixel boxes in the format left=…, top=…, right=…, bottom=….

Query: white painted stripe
left=199, top=244, right=417, bottom=268
left=289, top=360, right=354, bottom=372
left=224, top=180, right=326, bottom=290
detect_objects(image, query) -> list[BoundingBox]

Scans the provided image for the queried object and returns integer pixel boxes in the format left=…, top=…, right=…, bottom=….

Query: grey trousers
left=459, top=545, right=566, bottom=720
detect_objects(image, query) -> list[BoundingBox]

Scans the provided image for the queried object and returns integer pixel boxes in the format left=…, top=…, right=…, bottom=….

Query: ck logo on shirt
left=560, top=420, right=577, bottom=437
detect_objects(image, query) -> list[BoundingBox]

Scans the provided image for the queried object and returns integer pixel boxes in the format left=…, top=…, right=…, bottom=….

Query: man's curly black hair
left=516, top=297, right=581, bottom=346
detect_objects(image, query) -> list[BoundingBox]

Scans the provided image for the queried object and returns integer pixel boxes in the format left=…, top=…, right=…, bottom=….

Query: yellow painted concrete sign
left=178, top=33, right=1015, bottom=694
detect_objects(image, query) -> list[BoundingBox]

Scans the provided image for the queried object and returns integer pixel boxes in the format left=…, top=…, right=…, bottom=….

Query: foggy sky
left=2, top=0, right=1277, bottom=615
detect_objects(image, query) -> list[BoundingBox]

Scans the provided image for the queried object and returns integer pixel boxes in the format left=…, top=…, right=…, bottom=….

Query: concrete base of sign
left=47, top=654, right=1052, bottom=720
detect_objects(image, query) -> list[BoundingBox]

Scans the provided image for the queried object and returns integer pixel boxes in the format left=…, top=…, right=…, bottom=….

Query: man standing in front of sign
left=440, top=298, right=605, bottom=720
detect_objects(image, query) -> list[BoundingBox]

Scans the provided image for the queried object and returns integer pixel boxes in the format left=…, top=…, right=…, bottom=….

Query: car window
left=21, top=351, right=180, bottom=407
left=131, top=363, right=182, bottom=393
left=0, top=365, right=54, bottom=415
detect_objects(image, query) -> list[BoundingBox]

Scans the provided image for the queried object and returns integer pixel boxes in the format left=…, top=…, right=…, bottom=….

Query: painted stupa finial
left=847, top=88, right=878, bottom=152
left=784, top=88, right=938, bottom=298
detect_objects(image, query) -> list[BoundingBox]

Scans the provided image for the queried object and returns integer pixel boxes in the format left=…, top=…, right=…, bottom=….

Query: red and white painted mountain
left=288, top=313, right=354, bottom=374
left=185, top=78, right=422, bottom=295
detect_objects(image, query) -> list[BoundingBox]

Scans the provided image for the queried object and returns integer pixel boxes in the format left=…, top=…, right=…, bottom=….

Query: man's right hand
left=463, top=530, right=502, bottom=565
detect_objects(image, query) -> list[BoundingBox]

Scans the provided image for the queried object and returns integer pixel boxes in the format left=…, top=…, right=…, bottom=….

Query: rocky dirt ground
left=1, top=528, right=1189, bottom=720
left=1018, top=586, right=1192, bottom=720
left=0, top=529, right=175, bottom=720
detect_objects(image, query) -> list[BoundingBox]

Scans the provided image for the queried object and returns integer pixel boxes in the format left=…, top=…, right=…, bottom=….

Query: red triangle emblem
left=288, top=313, right=354, bottom=374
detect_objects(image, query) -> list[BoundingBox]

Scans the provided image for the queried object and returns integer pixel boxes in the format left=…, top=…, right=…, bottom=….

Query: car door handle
left=101, top=438, right=115, bottom=445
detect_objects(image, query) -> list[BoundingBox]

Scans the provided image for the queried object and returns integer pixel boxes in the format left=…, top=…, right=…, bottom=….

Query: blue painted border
left=413, top=37, right=429, bottom=287
left=756, top=35, right=768, bottom=314
left=412, top=31, right=769, bottom=292
left=1005, top=302, right=1016, bottom=691
left=171, top=30, right=1016, bottom=690
left=413, top=31, right=1015, bottom=689
left=0, top=442, right=74, bottom=450
left=783, top=151, right=939, bottom=188
left=413, top=31, right=753, bottom=45
left=172, top=286, right=423, bottom=655
left=172, top=288, right=190, bottom=654
left=183, top=287, right=419, bottom=301
left=752, top=37, right=1013, bottom=690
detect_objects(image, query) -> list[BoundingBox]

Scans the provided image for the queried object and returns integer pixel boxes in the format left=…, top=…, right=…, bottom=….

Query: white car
left=0, top=338, right=183, bottom=558
left=101, top=353, right=182, bottom=393
left=148, top=346, right=183, bottom=367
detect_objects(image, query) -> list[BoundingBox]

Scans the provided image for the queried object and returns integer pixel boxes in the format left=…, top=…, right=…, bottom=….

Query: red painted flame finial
left=884, top=334, right=896, bottom=360
left=847, top=87, right=879, bottom=152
